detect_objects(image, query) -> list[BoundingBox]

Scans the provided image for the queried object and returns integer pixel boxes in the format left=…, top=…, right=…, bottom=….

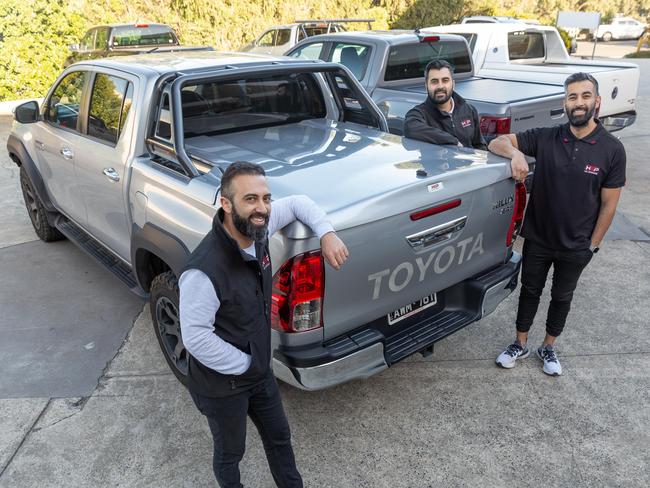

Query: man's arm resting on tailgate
left=488, top=134, right=529, bottom=182
left=269, top=195, right=349, bottom=269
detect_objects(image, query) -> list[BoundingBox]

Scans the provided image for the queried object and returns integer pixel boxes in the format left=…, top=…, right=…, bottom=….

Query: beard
left=566, top=103, right=596, bottom=127
left=428, top=88, right=452, bottom=106
left=231, top=203, right=269, bottom=243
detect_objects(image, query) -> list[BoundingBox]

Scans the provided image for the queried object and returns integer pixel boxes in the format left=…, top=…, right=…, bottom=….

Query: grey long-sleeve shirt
left=179, top=195, right=334, bottom=375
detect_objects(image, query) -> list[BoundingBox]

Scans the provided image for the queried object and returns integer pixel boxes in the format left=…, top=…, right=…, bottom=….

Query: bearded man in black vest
left=180, top=161, right=348, bottom=487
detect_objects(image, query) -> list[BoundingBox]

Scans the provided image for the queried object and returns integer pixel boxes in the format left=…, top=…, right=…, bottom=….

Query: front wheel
left=602, top=32, right=613, bottom=42
left=19, top=167, right=64, bottom=242
left=150, top=271, right=188, bottom=385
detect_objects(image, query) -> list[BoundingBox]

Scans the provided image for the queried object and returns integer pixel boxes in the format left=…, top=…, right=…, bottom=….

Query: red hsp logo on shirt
left=261, top=254, right=270, bottom=269
left=584, top=164, right=600, bottom=175
left=461, top=119, right=472, bottom=128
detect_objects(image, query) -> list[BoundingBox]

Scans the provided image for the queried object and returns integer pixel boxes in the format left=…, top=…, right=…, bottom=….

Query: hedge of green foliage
left=1, top=0, right=648, bottom=101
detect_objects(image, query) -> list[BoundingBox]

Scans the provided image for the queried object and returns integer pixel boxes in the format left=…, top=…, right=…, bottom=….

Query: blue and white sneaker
left=496, top=342, right=530, bottom=369
left=537, top=345, right=562, bottom=376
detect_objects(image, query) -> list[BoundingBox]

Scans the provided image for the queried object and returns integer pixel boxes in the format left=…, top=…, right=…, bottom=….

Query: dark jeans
left=190, top=371, right=303, bottom=488
left=516, top=239, right=593, bottom=338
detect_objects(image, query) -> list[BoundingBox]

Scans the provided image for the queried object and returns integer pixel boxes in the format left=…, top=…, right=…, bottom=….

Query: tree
left=0, top=0, right=85, bottom=100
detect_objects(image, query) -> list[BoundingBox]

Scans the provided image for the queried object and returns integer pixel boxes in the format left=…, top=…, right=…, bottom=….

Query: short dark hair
left=564, top=72, right=599, bottom=96
left=220, top=161, right=265, bottom=200
left=424, top=59, right=454, bottom=79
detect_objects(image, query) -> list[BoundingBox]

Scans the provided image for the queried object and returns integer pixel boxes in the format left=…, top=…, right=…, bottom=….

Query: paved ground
left=0, top=59, right=649, bottom=487
left=573, top=39, right=641, bottom=59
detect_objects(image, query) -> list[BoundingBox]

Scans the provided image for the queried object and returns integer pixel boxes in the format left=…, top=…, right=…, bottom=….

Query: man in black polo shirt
left=404, top=59, right=487, bottom=150
left=489, top=72, right=626, bottom=376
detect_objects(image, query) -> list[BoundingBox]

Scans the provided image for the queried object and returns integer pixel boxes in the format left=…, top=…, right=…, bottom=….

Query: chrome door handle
left=102, top=167, right=120, bottom=182
left=60, top=147, right=74, bottom=160
left=406, top=216, right=468, bottom=251
left=35, top=140, right=46, bottom=151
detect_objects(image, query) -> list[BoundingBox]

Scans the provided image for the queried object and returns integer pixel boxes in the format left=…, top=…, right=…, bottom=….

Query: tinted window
left=120, top=83, right=134, bottom=133
left=508, top=31, right=545, bottom=60
left=275, top=29, right=291, bottom=46
left=304, top=26, right=330, bottom=36
left=88, top=74, right=132, bottom=145
left=111, top=25, right=178, bottom=47
left=327, top=73, right=379, bottom=128
left=46, top=71, right=87, bottom=131
left=258, top=30, right=275, bottom=47
left=95, top=28, right=109, bottom=50
left=155, top=93, right=171, bottom=140
left=331, top=43, right=371, bottom=80
left=290, top=42, right=324, bottom=60
left=384, top=41, right=472, bottom=81
left=80, top=30, right=95, bottom=51
left=181, top=74, right=326, bottom=138
left=331, top=75, right=363, bottom=110
left=456, top=33, right=478, bottom=53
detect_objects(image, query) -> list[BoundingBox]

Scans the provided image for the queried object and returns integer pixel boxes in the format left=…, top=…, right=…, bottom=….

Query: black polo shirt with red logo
left=516, top=121, right=626, bottom=251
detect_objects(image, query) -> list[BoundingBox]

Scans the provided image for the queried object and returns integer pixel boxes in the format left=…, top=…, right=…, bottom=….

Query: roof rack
left=294, top=18, right=374, bottom=30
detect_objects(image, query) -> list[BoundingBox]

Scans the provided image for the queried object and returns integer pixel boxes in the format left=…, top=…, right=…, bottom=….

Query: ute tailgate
left=322, top=178, right=516, bottom=341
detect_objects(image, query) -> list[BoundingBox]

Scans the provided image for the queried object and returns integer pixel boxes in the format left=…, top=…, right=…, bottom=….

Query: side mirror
left=14, top=101, right=40, bottom=124
left=69, top=43, right=80, bottom=52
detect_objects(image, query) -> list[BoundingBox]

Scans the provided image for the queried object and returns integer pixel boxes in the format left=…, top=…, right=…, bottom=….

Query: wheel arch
left=7, top=134, right=57, bottom=213
left=131, top=223, right=190, bottom=292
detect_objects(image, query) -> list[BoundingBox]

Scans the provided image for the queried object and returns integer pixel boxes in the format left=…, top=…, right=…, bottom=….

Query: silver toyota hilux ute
left=8, top=51, right=524, bottom=390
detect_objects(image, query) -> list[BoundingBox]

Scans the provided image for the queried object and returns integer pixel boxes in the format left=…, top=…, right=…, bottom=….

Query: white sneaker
left=537, top=345, right=562, bottom=376
left=496, top=342, right=530, bottom=369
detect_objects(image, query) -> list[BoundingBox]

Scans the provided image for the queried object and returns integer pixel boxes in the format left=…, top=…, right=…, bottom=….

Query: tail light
left=479, top=115, right=511, bottom=137
left=506, top=182, right=527, bottom=246
left=420, top=35, right=440, bottom=42
left=135, top=23, right=150, bottom=28
left=271, top=251, right=324, bottom=333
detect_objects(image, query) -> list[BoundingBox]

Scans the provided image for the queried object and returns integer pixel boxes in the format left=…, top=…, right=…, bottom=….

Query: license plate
left=387, top=293, right=437, bottom=325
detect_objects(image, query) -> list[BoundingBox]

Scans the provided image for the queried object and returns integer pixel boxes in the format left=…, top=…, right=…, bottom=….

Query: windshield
left=384, top=40, right=472, bottom=81
left=112, top=25, right=179, bottom=47
left=180, top=73, right=327, bottom=138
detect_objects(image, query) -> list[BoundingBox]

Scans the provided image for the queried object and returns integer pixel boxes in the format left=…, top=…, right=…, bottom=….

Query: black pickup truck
left=64, top=23, right=211, bottom=67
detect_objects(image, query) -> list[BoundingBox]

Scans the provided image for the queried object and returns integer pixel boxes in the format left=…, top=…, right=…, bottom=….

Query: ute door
left=34, top=70, right=90, bottom=225
left=73, top=70, right=135, bottom=260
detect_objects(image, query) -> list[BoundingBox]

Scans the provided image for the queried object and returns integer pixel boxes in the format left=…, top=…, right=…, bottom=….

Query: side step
left=55, top=217, right=146, bottom=298
left=384, top=310, right=474, bottom=364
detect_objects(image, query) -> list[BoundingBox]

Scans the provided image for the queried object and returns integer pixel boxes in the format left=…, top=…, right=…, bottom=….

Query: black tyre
left=19, top=167, right=65, bottom=242
left=150, top=271, right=188, bottom=385
left=602, top=32, right=612, bottom=42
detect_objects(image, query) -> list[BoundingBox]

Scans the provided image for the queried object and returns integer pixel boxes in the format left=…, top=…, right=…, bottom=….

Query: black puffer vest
left=182, top=208, right=272, bottom=397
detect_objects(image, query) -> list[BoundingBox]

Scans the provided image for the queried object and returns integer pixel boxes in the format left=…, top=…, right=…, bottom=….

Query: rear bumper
left=273, top=251, right=522, bottom=390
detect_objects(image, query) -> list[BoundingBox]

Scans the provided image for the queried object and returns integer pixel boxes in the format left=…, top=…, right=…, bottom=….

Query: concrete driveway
left=0, top=61, right=649, bottom=487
